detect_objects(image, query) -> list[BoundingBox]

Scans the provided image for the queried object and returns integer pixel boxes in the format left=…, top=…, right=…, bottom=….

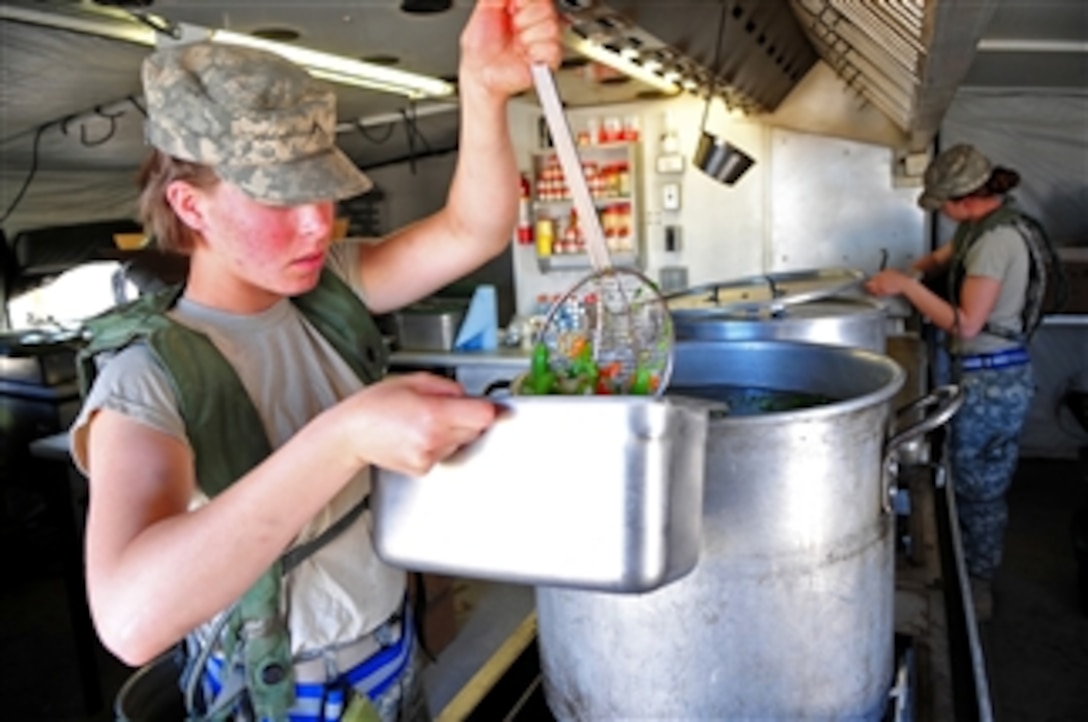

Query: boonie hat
left=142, top=42, right=372, bottom=205
left=917, top=144, right=993, bottom=211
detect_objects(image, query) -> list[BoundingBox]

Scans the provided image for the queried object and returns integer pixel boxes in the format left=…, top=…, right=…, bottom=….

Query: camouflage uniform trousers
left=363, top=641, right=430, bottom=722
left=949, top=362, right=1035, bottom=581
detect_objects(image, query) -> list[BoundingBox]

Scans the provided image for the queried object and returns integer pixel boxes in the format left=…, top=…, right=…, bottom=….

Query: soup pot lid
left=664, top=267, right=866, bottom=318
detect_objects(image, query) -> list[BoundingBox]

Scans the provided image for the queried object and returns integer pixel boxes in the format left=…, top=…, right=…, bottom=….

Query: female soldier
left=70, top=1, right=560, bottom=719
left=866, top=144, right=1038, bottom=621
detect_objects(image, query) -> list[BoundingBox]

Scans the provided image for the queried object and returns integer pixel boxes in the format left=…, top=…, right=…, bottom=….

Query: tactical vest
left=947, top=200, right=1067, bottom=344
left=77, top=269, right=387, bottom=721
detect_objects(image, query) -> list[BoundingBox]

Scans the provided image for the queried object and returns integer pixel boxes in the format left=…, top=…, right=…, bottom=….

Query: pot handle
left=880, top=384, right=964, bottom=513
left=885, top=384, right=964, bottom=460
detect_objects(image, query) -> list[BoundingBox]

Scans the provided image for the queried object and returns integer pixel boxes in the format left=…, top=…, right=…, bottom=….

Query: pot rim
left=671, top=298, right=889, bottom=324
left=672, top=339, right=906, bottom=425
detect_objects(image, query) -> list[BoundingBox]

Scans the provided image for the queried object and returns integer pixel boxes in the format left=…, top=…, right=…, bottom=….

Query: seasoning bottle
left=535, top=215, right=554, bottom=258
left=617, top=162, right=631, bottom=197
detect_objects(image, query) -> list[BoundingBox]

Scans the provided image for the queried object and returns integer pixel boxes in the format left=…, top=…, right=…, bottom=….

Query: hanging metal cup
left=694, top=130, right=755, bottom=185
left=692, top=1, right=755, bottom=186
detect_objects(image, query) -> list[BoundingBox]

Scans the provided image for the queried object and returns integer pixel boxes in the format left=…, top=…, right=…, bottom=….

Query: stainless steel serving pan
left=372, top=395, right=712, bottom=593
left=390, top=298, right=467, bottom=351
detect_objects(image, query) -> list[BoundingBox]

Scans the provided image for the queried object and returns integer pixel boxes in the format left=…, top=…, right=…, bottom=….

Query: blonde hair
left=137, top=150, right=219, bottom=254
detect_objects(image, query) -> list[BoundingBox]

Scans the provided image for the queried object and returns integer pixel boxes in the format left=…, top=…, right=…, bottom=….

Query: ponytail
left=984, top=167, right=1021, bottom=195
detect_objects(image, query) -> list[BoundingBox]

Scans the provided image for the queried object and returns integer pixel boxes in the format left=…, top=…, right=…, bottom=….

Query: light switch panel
left=662, top=183, right=681, bottom=210
left=656, top=153, right=686, bottom=174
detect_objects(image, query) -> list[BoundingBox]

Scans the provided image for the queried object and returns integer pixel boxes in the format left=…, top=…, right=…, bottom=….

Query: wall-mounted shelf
left=536, top=251, right=638, bottom=273
left=530, top=141, right=642, bottom=269
left=532, top=196, right=634, bottom=210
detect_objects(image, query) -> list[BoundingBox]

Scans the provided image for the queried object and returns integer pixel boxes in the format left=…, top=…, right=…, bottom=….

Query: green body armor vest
left=77, top=269, right=387, bottom=721
left=947, top=200, right=1067, bottom=344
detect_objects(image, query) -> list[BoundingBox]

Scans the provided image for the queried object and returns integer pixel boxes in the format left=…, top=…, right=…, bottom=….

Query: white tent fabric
left=0, top=17, right=462, bottom=236
left=1, top=21, right=151, bottom=234
left=940, top=87, right=1088, bottom=246
left=0, top=168, right=140, bottom=237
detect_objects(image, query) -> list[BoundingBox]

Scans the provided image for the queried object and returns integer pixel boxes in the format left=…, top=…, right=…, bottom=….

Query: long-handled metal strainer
left=520, top=65, right=673, bottom=396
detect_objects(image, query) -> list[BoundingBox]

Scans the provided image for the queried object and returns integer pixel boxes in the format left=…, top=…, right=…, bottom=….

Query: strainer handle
left=530, top=63, right=612, bottom=272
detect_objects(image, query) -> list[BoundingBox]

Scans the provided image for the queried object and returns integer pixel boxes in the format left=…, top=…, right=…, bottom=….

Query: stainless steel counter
left=390, top=348, right=530, bottom=395
left=390, top=347, right=530, bottom=370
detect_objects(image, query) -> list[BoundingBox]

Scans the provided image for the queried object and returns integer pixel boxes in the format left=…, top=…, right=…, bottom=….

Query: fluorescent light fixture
left=0, top=5, right=455, bottom=100
left=0, top=4, right=156, bottom=45
left=211, top=29, right=456, bottom=99
left=564, top=29, right=679, bottom=94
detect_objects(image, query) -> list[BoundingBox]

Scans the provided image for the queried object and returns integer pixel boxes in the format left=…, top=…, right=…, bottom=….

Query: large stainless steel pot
left=667, top=268, right=889, bottom=353
left=536, top=340, right=961, bottom=722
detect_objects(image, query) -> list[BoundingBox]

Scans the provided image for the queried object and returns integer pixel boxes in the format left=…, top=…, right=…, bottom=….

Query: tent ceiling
left=0, top=0, right=1084, bottom=230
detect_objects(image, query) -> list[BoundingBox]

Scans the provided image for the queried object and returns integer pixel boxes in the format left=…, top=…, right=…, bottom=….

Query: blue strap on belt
left=202, top=605, right=415, bottom=722
left=288, top=607, right=415, bottom=722
left=958, top=347, right=1030, bottom=371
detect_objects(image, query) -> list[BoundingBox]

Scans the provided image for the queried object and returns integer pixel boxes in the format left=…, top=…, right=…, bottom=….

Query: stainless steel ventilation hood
left=565, top=0, right=1005, bottom=154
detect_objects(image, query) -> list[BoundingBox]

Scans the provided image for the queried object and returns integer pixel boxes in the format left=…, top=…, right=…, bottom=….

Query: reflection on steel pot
left=667, top=269, right=887, bottom=353
left=536, top=340, right=959, bottom=722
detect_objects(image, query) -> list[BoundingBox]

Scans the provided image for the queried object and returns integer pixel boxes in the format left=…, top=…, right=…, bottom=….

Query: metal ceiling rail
left=809, top=1, right=920, bottom=94
left=889, top=0, right=925, bottom=26
left=844, top=55, right=911, bottom=128
left=849, top=53, right=914, bottom=112
left=858, top=1, right=924, bottom=52
left=805, top=34, right=912, bottom=129
left=791, top=0, right=918, bottom=130
left=843, top=55, right=912, bottom=123
left=869, top=1, right=925, bottom=47
left=791, top=0, right=998, bottom=150
left=839, top=60, right=911, bottom=130
left=841, top=2, right=922, bottom=68
left=829, top=16, right=917, bottom=93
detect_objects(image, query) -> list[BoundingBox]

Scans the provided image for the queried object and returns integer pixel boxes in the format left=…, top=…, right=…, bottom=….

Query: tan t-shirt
left=956, top=224, right=1030, bottom=355
left=70, top=241, right=405, bottom=655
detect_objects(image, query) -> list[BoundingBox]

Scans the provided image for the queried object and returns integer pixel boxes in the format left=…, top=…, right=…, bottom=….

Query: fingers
left=395, top=399, right=496, bottom=475
left=439, top=395, right=501, bottom=432
left=387, top=374, right=500, bottom=429
left=864, top=270, right=904, bottom=297
left=510, top=0, right=562, bottom=67
left=515, top=3, right=562, bottom=68
left=340, top=372, right=502, bottom=476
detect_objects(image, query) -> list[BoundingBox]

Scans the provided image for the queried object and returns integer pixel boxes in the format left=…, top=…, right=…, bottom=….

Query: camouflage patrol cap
left=917, top=144, right=993, bottom=211
left=142, top=42, right=372, bottom=205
